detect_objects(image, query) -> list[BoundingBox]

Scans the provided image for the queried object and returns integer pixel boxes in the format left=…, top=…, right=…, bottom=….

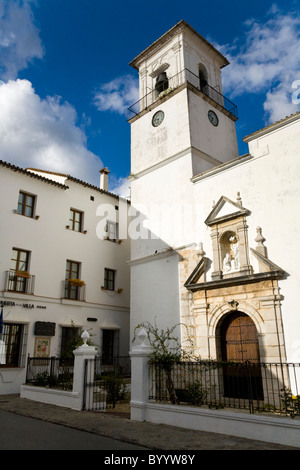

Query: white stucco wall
left=131, top=90, right=191, bottom=175
left=130, top=252, right=181, bottom=342
left=0, top=166, right=130, bottom=394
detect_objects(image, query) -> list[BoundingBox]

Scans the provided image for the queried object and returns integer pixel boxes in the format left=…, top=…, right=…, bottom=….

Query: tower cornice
left=129, top=20, right=229, bottom=71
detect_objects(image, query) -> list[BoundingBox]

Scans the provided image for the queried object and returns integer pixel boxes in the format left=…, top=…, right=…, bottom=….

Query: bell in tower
left=155, top=72, right=169, bottom=95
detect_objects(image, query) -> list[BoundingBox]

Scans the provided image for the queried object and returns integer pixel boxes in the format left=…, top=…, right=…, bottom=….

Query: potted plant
left=16, top=270, right=30, bottom=278
left=68, top=279, right=85, bottom=287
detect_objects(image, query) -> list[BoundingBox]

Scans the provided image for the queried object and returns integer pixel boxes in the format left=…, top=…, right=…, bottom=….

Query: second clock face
left=208, top=110, right=219, bottom=126
left=152, top=110, right=165, bottom=127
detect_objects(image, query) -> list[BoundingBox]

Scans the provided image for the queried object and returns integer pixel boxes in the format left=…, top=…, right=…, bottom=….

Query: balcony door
left=9, top=248, right=30, bottom=292
left=65, top=260, right=80, bottom=300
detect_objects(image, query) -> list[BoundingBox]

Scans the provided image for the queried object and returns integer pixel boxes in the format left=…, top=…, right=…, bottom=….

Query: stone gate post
left=130, top=327, right=152, bottom=421
left=73, top=330, right=97, bottom=410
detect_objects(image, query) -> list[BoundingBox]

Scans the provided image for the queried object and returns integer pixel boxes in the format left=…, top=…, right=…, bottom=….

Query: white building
left=0, top=161, right=130, bottom=394
left=128, top=20, right=300, bottom=374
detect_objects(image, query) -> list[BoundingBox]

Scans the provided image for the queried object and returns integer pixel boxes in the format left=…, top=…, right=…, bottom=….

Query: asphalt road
left=0, top=410, right=146, bottom=450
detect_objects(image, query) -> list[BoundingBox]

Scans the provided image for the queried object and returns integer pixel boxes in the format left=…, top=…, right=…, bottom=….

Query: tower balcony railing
left=127, top=68, right=238, bottom=121
left=4, top=270, right=35, bottom=295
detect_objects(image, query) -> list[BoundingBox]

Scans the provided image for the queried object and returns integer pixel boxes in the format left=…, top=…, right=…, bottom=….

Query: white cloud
left=0, top=79, right=103, bottom=185
left=0, top=0, right=44, bottom=80
left=219, top=7, right=300, bottom=123
left=94, top=75, right=139, bottom=115
left=109, top=175, right=131, bottom=199
left=0, top=1, right=104, bottom=187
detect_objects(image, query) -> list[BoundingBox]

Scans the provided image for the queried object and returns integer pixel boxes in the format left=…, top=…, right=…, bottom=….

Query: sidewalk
left=0, top=394, right=296, bottom=450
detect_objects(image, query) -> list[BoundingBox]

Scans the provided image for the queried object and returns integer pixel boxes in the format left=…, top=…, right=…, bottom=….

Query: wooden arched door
left=220, top=312, right=263, bottom=399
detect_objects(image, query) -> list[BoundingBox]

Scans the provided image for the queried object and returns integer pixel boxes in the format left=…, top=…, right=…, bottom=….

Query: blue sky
left=0, top=0, right=299, bottom=198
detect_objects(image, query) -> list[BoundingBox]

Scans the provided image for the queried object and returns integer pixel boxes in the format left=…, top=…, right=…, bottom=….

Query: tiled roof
left=0, top=160, right=68, bottom=189
left=243, top=111, right=300, bottom=142
left=24, top=167, right=127, bottom=201
left=66, top=175, right=121, bottom=200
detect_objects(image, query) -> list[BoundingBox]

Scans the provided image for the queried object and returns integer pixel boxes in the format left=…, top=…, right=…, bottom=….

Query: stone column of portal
left=130, top=327, right=152, bottom=422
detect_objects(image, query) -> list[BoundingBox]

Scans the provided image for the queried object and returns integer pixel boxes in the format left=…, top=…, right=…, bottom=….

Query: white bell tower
left=128, top=21, right=240, bottom=337
left=128, top=20, right=239, bottom=179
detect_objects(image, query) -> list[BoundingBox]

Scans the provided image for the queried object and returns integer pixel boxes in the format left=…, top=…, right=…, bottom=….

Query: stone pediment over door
left=205, top=193, right=251, bottom=227
left=204, top=193, right=252, bottom=280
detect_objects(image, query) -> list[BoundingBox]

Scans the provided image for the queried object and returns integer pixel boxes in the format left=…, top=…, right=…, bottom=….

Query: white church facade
left=128, top=20, right=300, bottom=371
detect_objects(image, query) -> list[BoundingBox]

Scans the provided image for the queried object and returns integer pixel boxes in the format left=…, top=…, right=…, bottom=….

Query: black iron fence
left=26, top=356, right=74, bottom=390
left=127, top=68, right=238, bottom=120
left=149, top=360, right=300, bottom=418
left=83, top=356, right=131, bottom=411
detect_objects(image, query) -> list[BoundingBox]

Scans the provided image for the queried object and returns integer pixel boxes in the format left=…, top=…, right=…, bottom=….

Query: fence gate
left=83, top=356, right=131, bottom=411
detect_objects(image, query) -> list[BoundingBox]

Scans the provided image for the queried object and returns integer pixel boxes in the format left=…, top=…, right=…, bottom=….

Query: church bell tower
left=128, top=20, right=239, bottom=179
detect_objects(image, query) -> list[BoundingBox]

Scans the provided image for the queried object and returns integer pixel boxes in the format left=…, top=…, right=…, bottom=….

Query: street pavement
left=0, top=409, right=147, bottom=450
left=0, top=394, right=297, bottom=451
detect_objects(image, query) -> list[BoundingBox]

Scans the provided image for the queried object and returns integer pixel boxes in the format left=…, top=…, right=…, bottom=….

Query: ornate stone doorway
left=220, top=311, right=263, bottom=399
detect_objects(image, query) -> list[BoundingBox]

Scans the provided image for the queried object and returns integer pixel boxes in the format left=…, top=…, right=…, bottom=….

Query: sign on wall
left=34, top=321, right=56, bottom=336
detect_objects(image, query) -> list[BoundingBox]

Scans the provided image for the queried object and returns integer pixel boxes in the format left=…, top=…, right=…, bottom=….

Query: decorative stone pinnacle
left=255, top=226, right=267, bottom=257
left=236, top=192, right=242, bottom=206
left=198, top=242, right=205, bottom=257
left=255, top=226, right=265, bottom=244
left=81, top=330, right=90, bottom=346
left=136, top=327, right=148, bottom=346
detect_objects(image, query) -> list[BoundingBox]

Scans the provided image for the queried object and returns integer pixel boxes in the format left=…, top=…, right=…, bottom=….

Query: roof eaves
left=243, top=111, right=300, bottom=142
left=66, top=175, right=130, bottom=203
left=0, top=160, right=69, bottom=189
left=129, top=20, right=229, bottom=70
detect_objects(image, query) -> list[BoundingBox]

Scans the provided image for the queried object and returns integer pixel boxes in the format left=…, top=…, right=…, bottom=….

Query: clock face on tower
left=152, top=110, right=165, bottom=127
left=208, top=110, right=219, bottom=126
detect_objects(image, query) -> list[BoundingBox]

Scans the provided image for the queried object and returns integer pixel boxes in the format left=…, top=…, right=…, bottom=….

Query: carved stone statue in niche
left=221, top=232, right=240, bottom=273
left=205, top=194, right=253, bottom=280
left=230, top=235, right=239, bottom=270
left=223, top=253, right=232, bottom=273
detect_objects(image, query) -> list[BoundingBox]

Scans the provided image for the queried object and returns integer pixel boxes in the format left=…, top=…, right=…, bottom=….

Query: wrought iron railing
left=149, top=360, right=300, bottom=418
left=4, top=270, right=35, bottom=294
left=26, top=356, right=74, bottom=390
left=83, top=356, right=131, bottom=411
left=127, top=68, right=238, bottom=120
left=61, top=280, right=86, bottom=301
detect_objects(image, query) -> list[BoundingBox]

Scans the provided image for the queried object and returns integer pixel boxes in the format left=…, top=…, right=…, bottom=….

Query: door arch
left=220, top=311, right=263, bottom=399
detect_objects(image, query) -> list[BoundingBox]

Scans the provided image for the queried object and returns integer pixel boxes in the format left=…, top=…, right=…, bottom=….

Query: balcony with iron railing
left=3, top=273, right=86, bottom=301
left=127, top=68, right=238, bottom=121
left=62, top=279, right=86, bottom=301
left=4, top=270, right=35, bottom=295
